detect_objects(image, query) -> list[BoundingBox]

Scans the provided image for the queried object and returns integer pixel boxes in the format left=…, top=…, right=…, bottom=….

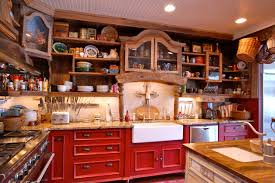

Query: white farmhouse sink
left=212, top=147, right=263, bottom=162
left=132, top=122, right=183, bottom=143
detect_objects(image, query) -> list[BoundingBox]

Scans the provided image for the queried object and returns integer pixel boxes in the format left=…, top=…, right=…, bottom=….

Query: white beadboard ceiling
left=41, top=0, right=275, bottom=39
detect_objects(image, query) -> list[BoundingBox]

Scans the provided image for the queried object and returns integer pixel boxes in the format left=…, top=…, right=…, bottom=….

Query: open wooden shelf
left=69, top=72, right=118, bottom=76
left=223, top=69, right=249, bottom=73
left=128, top=56, right=150, bottom=59
left=48, top=92, right=119, bottom=97
left=182, top=63, right=206, bottom=67
left=52, top=52, right=73, bottom=57
left=21, top=91, right=48, bottom=96
left=53, top=36, right=121, bottom=46
left=188, top=77, right=206, bottom=80
left=209, top=66, right=220, bottom=69
left=182, top=52, right=206, bottom=56
left=222, top=79, right=249, bottom=82
left=74, top=57, right=120, bottom=61
left=180, top=93, right=250, bottom=99
left=157, top=58, right=177, bottom=62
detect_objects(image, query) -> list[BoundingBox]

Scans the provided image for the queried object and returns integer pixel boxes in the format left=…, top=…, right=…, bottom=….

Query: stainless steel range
left=0, top=130, right=53, bottom=183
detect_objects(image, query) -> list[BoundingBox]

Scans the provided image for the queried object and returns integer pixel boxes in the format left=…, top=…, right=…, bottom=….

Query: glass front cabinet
left=125, top=31, right=182, bottom=74
left=206, top=52, right=223, bottom=82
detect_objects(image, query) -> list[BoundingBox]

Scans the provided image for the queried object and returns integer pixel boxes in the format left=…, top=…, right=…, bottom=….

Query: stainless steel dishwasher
left=189, top=125, right=218, bottom=143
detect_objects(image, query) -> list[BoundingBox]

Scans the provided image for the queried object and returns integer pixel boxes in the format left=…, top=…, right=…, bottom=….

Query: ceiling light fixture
left=235, top=18, right=247, bottom=24
left=164, top=4, right=176, bottom=13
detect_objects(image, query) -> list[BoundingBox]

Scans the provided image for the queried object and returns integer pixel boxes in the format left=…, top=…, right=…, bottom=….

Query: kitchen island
left=184, top=139, right=275, bottom=183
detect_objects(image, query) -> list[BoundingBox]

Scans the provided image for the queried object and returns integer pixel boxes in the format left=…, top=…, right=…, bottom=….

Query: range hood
left=0, top=36, right=40, bottom=75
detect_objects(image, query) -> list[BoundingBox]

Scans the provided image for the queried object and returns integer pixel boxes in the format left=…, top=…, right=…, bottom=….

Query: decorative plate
left=237, top=61, right=246, bottom=70
left=84, top=45, right=98, bottom=58
left=52, top=42, right=68, bottom=53
left=101, top=26, right=118, bottom=41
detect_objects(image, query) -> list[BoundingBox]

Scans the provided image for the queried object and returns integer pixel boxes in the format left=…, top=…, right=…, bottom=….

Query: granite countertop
left=21, top=121, right=133, bottom=131
left=184, top=139, right=275, bottom=183
left=0, top=131, right=49, bottom=178
left=21, top=119, right=254, bottom=131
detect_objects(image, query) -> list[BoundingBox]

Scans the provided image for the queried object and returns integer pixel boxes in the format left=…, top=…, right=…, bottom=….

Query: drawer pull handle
left=82, top=165, right=91, bottom=169
left=233, top=137, right=239, bottom=140
left=82, top=133, right=90, bottom=137
left=106, top=163, right=113, bottom=167
left=160, top=157, right=163, bottom=161
left=106, top=146, right=113, bottom=150
left=82, top=147, right=91, bottom=152
left=106, top=132, right=113, bottom=136
left=54, top=137, right=63, bottom=142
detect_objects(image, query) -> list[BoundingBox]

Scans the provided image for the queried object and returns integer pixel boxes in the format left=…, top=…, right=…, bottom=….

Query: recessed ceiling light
left=164, top=4, right=176, bottom=13
left=235, top=18, right=247, bottom=24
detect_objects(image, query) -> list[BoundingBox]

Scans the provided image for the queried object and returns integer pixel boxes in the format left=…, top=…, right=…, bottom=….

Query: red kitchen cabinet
left=219, top=123, right=248, bottom=141
left=130, top=141, right=183, bottom=178
left=48, top=131, right=73, bottom=183
left=131, top=145, right=160, bottom=176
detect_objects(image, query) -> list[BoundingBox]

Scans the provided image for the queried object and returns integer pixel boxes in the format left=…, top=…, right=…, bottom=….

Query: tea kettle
left=204, top=103, right=217, bottom=119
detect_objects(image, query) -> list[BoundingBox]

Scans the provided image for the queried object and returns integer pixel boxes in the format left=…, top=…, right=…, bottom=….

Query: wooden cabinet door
left=154, top=37, right=181, bottom=74
left=48, top=131, right=72, bottom=182
left=130, top=146, right=159, bottom=176
left=160, top=143, right=183, bottom=172
left=125, top=37, right=154, bottom=72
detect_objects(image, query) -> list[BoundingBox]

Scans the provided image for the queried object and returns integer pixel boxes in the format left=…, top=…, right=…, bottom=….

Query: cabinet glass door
left=125, top=38, right=154, bottom=72
left=155, top=39, right=179, bottom=74
left=206, top=52, right=222, bottom=82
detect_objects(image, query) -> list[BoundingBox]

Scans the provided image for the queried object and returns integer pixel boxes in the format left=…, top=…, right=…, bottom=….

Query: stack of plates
left=77, top=86, right=94, bottom=92
left=96, top=85, right=109, bottom=93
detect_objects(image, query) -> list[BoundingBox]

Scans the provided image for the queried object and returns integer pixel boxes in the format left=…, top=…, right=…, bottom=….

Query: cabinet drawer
left=74, top=129, right=121, bottom=141
left=224, top=124, right=246, bottom=133
left=224, top=135, right=246, bottom=141
left=74, top=144, right=120, bottom=156
left=74, top=160, right=120, bottom=179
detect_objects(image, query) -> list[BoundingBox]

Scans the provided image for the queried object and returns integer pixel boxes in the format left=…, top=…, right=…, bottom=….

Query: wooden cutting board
left=135, top=104, right=160, bottom=120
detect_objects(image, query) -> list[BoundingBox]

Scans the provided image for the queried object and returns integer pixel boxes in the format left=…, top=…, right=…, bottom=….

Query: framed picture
left=192, top=44, right=202, bottom=53
left=22, top=12, right=52, bottom=59
left=202, top=43, right=213, bottom=52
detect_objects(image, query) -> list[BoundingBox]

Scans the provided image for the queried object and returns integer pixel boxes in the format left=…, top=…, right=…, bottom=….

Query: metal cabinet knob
left=82, top=147, right=91, bottom=152
left=106, top=162, right=113, bottom=167
left=106, top=146, right=113, bottom=150
left=82, top=165, right=91, bottom=169
left=54, top=137, right=63, bottom=142
left=82, top=133, right=90, bottom=137
left=106, top=132, right=113, bottom=136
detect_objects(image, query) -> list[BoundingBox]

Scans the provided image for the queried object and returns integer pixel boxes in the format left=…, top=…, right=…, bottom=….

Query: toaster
left=51, top=112, right=70, bottom=124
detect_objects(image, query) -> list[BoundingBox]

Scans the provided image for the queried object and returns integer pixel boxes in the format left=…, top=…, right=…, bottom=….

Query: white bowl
left=57, top=85, right=67, bottom=92
left=77, top=86, right=94, bottom=92
left=64, top=81, right=73, bottom=87
left=76, top=62, right=92, bottom=68
left=96, top=85, right=109, bottom=91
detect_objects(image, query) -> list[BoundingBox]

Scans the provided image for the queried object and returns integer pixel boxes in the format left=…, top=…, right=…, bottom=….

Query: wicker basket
left=237, top=37, right=260, bottom=62
left=231, top=110, right=251, bottom=120
left=267, top=36, right=275, bottom=54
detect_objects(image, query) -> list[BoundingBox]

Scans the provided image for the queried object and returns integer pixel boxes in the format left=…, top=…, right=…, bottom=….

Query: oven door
left=23, top=152, right=54, bottom=182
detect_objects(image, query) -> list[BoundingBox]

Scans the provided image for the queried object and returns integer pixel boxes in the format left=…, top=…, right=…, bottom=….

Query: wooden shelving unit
left=74, top=57, right=120, bottom=62
left=188, top=77, right=206, bottom=80
left=157, top=58, right=177, bottom=62
left=182, top=63, right=206, bottom=67
left=209, top=66, right=220, bottom=69
left=223, top=69, right=249, bottom=73
left=69, top=72, right=118, bottom=76
left=182, top=52, right=206, bottom=56
left=53, top=36, right=121, bottom=46
left=180, top=93, right=250, bottom=99
left=222, top=79, right=249, bottom=82
left=48, top=92, right=119, bottom=97
left=52, top=52, right=74, bottom=57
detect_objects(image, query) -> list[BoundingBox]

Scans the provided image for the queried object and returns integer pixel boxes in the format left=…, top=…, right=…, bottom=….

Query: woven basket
left=237, top=37, right=260, bottom=62
left=231, top=110, right=251, bottom=120
left=267, top=36, right=275, bottom=54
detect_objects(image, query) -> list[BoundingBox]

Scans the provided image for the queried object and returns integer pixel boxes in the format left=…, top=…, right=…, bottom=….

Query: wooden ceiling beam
left=54, top=9, right=233, bottom=40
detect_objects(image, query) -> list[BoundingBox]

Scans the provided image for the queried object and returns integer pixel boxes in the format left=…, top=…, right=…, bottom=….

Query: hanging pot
left=267, top=36, right=275, bottom=54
